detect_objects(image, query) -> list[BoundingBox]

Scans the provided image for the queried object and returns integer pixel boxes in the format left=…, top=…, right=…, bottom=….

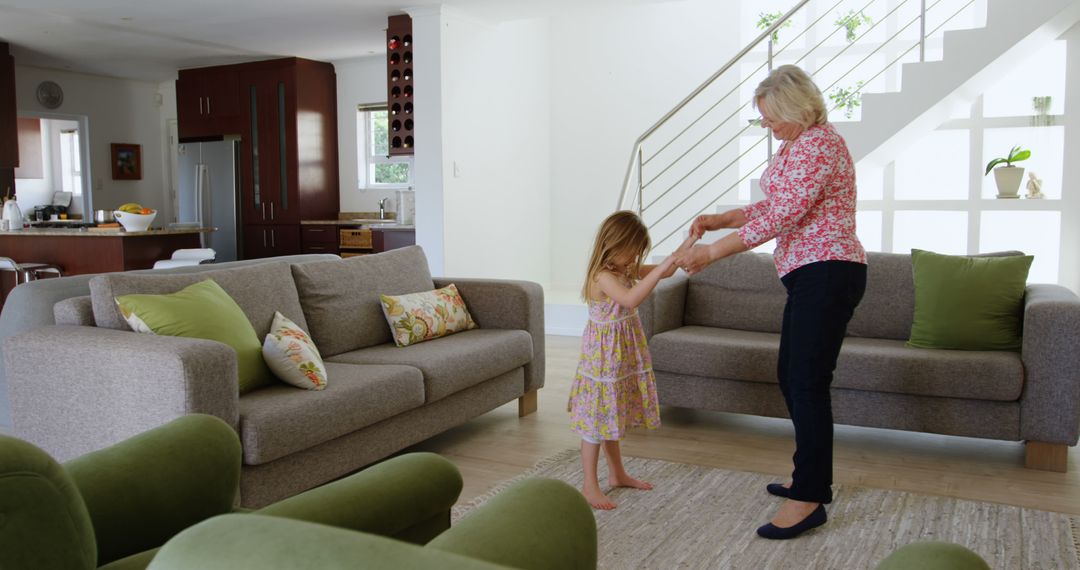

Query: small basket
left=340, top=229, right=372, bottom=249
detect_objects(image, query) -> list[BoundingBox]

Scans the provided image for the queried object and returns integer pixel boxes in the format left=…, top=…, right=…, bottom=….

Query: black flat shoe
left=766, top=483, right=790, bottom=498
left=756, top=504, right=827, bottom=540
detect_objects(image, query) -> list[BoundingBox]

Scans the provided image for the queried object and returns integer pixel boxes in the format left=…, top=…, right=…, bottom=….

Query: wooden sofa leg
left=1024, top=441, right=1068, bottom=472
left=518, top=389, right=538, bottom=418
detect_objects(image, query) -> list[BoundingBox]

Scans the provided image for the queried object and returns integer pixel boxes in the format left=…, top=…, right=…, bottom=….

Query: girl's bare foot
left=609, top=472, right=653, bottom=490
left=582, top=485, right=617, bottom=509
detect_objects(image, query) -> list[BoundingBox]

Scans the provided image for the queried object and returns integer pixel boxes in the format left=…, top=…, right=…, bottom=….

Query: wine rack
left=387, top=15, right=414, bottom=156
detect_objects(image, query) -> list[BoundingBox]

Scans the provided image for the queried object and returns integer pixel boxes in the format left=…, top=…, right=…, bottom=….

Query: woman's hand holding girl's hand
left=672, top=244, right=713, bottom=275
left=689, top=214, right=720, bottom=239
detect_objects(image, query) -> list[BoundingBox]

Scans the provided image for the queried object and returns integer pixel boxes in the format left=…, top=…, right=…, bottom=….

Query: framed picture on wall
left=111, top=143, right=142, bottom=180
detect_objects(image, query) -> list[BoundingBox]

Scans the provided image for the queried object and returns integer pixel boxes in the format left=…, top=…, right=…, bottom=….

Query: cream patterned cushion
left=262, top=311, right=328, bottom=390
left=379, top=284, right=478, bottom=347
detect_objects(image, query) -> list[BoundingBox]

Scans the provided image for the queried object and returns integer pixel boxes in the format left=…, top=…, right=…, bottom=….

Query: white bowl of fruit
left=114, top=203, right=157, bottom=232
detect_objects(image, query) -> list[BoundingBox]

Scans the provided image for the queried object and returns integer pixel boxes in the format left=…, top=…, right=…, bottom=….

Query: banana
left=117, top=202, right=143, bottom=213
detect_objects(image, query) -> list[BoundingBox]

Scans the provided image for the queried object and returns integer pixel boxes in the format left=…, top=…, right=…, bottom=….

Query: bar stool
left=153, top=248, right=216, bottom=269
left=0, top=257, right=64, bottom=285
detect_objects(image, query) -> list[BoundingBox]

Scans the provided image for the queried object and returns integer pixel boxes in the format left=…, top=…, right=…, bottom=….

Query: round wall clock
left=36, top=81, right=64, bottom=109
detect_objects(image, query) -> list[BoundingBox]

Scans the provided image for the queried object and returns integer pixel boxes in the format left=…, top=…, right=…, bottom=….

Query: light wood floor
left=407, top=335, right=1080, bottom=514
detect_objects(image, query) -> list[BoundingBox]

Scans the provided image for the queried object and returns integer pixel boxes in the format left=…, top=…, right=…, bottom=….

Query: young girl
left=567, top=210, right=684, bottom=510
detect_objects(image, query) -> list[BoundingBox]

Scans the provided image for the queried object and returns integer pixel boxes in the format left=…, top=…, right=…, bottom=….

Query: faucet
left=378, top=197, right=390, bottom=220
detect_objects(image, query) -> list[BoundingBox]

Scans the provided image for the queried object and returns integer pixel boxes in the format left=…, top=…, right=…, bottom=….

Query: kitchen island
left=0, top=227, right=214, bottom=305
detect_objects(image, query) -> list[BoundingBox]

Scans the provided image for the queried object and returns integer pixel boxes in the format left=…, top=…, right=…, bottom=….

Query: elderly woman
left=673, top=64, right=867, bottom=540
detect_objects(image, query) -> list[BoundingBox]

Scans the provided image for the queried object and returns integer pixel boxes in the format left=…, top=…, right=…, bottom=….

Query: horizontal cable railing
left=622, top=0, right=980, bottom=254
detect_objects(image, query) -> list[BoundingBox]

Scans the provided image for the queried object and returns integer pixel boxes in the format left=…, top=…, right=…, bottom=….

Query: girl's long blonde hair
left=582, top=211, right=651, bottom=300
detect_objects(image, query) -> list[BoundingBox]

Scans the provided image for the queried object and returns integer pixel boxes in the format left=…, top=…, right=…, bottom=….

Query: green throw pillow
left=115, top=279, right=273, bottom=393
left=908, top=249, right=1033, bottom=351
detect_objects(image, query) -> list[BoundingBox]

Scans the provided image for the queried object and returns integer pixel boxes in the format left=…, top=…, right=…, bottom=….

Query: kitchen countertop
left=301, top=220, right=415, bottom=229
left=1, top=227, right=217, bottom=237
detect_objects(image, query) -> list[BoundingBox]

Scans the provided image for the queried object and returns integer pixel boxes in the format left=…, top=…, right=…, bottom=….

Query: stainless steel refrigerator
left=177, top=140, right=240, bottom=262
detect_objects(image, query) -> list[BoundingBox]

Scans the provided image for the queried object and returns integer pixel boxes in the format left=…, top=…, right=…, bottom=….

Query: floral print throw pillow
left=262, top=311, right=327, bottom=390
left=380, top=284, right=478, bottom=347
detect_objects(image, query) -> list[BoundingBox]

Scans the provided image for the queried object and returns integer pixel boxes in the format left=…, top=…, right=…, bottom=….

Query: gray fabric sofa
left=639, top=251, right=1080, bottom=472
left=1, top=246, right=544, bottom=506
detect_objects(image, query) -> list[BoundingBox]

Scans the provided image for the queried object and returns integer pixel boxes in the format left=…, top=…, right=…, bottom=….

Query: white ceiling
left=0, top=0, right=657, bottom=81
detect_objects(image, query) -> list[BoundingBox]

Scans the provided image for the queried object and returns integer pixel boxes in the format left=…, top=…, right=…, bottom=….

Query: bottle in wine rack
left=392, top=136, right=403, bottom=148
left=403, top=136, right=414, bottom=148
left=391, top=86, right=401, bottom=98
left=388, top=36, right=401, bottom=50
left=403, top=34, right=412, bottom=47
left=403, top=85, right=413, bottom=98
left=404, top=102, right=413, bottom=114
left=390, top=53, right=400, bottom=65
left=403, top=51, right=412, bottom=64
left=392, top=120, right=402, bottom=132
left=391, top=103, right=401, bottom=115
left=403, top=68, right=412, bottom=81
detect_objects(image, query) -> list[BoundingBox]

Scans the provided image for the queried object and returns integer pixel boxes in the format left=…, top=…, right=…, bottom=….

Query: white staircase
left=842, top=0, right=1080, bottom=165
left=621, top=0, right=1080, bottom=257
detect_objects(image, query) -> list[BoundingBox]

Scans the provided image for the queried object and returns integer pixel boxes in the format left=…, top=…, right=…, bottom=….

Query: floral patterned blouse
left=737, top=122, right=866, bottom=277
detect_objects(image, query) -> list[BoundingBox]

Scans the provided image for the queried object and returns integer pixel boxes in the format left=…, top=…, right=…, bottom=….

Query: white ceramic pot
left=993, top=166, right=1025, bottom=198
left=114, top=210, right=157, bottom=232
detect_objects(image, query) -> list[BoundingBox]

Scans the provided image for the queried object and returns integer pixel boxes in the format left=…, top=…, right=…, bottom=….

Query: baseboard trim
left=544, top=301, right=586, bottom=337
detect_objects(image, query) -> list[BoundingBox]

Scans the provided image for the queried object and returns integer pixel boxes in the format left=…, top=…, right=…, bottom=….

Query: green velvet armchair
left=0, top=414, right=597, bottom=570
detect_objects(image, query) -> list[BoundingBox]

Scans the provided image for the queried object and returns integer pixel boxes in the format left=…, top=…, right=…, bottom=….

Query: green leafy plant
left=757, top=11, right=794, bottom=43
left=828, top=81, right=864, bottom=119
left=984, top=145, right=1031, bottom=175
left=835, top=10, right=872, bottom=42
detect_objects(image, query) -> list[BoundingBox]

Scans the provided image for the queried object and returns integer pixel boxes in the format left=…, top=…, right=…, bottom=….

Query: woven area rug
left=453, top=450, right=1080, bottom=569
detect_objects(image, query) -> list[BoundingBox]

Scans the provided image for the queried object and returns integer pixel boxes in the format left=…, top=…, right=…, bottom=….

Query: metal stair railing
left=620, top=0, right=979, bottom=253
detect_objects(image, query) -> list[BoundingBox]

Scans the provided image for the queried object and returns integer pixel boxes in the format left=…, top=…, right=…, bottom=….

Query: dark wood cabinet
left=301, top=224, right=339, bottom=255
left=237, top=59, right=338, bottom=230
left=176, top=67, right=240, bottom=140
left=178, top=57, right=339, bottom=261
left=242, top=224, right=301, bottom=259
left=0, top=42, right=18, bottom=170
left=238, top=64, right=294, bottom=225
left=372, top=228, right=416, bottom=253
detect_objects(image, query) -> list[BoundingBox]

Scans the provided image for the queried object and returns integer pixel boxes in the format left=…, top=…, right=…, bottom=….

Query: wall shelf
left=387, top=14, right=414, bottom=156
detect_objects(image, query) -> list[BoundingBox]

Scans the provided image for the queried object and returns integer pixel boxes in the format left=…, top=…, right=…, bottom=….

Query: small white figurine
left=1026, top=172, right=1045, bottom=199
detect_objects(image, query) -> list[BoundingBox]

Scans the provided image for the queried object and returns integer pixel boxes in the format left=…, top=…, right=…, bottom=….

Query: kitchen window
left=357, top=104, right=412, bottom=188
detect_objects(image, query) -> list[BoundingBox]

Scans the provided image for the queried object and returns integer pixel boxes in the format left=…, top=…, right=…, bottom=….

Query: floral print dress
left=567, top=295, right=661, bottom=442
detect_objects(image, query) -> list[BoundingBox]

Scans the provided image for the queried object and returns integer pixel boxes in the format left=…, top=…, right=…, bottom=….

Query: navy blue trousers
left=778, top=260, right=867, bottom=504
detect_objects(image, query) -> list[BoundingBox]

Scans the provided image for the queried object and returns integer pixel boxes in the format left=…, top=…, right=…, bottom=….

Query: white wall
left=14, top=66, right=172, bottom=221
left=333, top=56, right=395, bottom=213
left=1059, top=23, right=1080, bottom=293
left=412, top=7, right=447, bottom=276
left=547, top=0, right=743, bottom=294
left=437, top=13, right=551, bottom=285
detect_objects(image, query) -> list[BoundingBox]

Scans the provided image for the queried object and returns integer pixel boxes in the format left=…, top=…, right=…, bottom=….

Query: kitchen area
left=0, top=23, right=418, bottom=307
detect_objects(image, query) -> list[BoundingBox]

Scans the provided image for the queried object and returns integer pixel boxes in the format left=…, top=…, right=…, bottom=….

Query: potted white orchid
left=984, top=145, right=1030, bottom=198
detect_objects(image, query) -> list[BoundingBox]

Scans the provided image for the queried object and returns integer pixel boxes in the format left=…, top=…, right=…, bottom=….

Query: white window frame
left=357, top=104, right=413, bottom=190
left=59, top=129, right=82, bottom=196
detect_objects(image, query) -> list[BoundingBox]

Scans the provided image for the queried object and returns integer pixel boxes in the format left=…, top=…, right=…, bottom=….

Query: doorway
left=14, top=112, right=92, bottom=218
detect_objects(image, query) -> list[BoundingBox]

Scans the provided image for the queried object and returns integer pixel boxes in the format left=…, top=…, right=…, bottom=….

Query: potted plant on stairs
left=985, top=145, right=1031, bottom=198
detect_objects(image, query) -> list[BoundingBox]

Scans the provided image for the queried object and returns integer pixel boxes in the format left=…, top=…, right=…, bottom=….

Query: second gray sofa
left=639, top=251, right=1080, bottom=472
left=2, top=246, right=544, bottom=507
